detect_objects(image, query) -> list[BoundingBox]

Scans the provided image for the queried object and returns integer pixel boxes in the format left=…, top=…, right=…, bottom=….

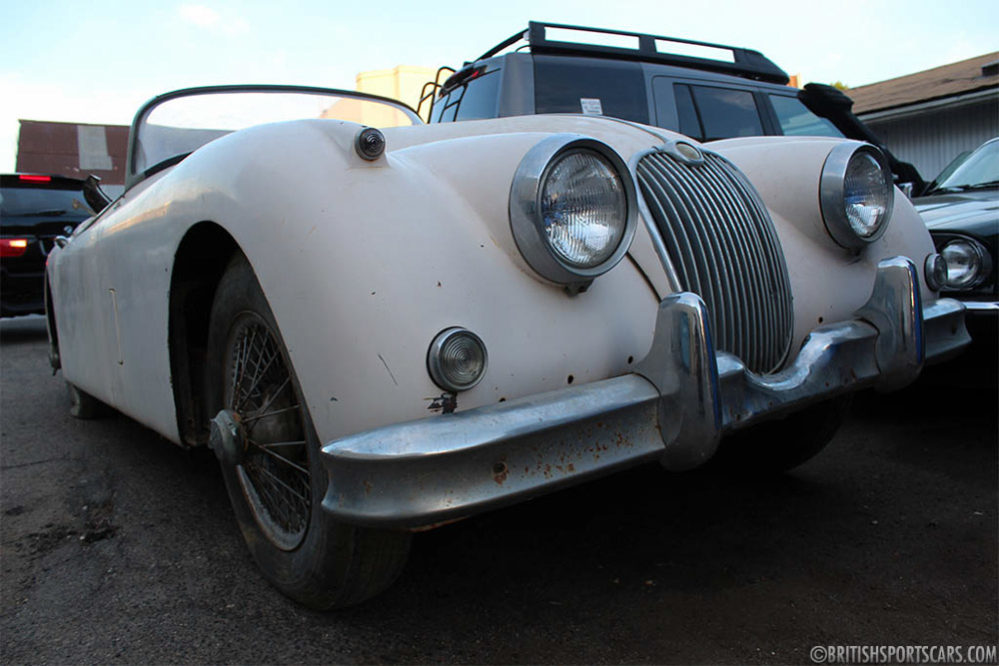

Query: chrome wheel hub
left=210, top=409, right=246, bottom=466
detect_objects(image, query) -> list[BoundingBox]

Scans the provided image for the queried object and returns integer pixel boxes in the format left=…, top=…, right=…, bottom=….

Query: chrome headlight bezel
left=819, top=143, right=895, bottom=249
left=509, top=135, right=638, bottom=290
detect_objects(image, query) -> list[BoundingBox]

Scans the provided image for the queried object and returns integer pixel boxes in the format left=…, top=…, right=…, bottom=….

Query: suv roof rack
left=471, top=21, right=790, bottom=86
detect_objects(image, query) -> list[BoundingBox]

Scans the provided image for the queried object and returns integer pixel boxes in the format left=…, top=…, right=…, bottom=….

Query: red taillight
left=1, top=239, right=29, bottom=257
left=18, top=174, right=51, bottom=183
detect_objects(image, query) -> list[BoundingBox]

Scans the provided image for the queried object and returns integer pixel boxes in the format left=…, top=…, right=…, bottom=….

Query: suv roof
left=423, top=21, right=925, bottom=191
left=462, top=21, right=790, bottom=86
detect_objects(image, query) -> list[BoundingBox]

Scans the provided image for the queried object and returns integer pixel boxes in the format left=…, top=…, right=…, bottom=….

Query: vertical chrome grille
left=637, top=150, right=793, bottom=374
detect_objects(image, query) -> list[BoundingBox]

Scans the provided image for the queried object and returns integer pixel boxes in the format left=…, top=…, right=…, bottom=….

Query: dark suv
left=423, top=22, right=922, bottom=189
left=1, top=174, right=94, bottom=317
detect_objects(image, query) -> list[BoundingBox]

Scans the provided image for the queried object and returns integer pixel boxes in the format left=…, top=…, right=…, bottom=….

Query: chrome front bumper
left=321, top=257, right=969, bottom=528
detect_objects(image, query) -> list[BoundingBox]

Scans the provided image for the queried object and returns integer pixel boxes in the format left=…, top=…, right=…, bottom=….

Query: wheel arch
left=169, top=221, right=240, bottom=446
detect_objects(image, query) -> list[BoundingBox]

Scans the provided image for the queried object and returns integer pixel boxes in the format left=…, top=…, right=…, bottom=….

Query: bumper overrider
left=321, top=257, right=969, bottom=529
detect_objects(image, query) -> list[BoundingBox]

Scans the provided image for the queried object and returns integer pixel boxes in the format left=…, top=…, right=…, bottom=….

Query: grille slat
left=637, top=150, right=793, bottom=374
left=645, top=158, right=738, bottom=355
left=666, top=159, right=757, bottom=360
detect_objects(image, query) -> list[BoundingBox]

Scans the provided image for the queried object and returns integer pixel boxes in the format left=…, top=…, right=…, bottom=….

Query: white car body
left=45, top=86, right=969, bottom=607
left=50, top=116, right=945, bottom=440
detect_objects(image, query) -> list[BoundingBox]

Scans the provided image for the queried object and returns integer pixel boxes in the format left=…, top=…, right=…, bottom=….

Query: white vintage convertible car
left=45, top=84, right=969, bottom=608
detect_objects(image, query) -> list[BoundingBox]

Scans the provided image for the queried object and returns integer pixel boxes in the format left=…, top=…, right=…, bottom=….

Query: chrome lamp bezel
left=819, top=142, right=895, bottom=250
left=509, top=134, right=639, bottom=291
left=427, top=327, right=488, bottom=392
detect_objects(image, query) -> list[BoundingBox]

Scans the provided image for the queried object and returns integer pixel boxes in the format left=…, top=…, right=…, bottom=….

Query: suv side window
left=432, top=68, right=502, bottom=123
left=673, top=84, right=703, bottom=140
left=673, top=83, right=765, bottom=141
left=769, top=94, right=842, bottom=137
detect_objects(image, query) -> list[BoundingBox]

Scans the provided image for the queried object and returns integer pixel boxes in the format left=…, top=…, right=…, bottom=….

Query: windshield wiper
left=25, top=209, right=68, bottom=216
left=928, top=180, right=999, bottom=194
left=959, top=180, right=999, bottom=191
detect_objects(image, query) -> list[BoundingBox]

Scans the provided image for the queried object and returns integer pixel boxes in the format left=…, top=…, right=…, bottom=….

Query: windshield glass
left=934, top=139, right=999, bottom=191
left=0, top=185, right=93, bottom=217
left=132, top=87, right=421, bottom=182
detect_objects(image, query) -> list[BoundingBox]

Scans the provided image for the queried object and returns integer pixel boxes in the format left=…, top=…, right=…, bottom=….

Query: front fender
left=165, top=119, right=663, bottom=444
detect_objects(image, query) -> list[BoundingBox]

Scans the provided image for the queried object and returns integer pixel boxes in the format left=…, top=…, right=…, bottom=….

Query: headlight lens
left=540, top=150, right=628, bottom=268
left=820, top=143, right=894, bottom=249
left=844, top=152, right=892, bottom=239
left=509, top=136, right=637, bottom=290
left=939, top=238, right=990, bottom=290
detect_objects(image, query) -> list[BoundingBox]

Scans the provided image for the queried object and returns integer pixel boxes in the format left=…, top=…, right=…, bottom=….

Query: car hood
left=913, top=190, right=999, bottom=235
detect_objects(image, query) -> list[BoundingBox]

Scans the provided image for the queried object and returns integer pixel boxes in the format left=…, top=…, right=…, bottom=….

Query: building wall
left=16, top=120, right=129, bottom=186
left=862, top=97, right=998, bottom=180
left=356, top=65, right=438, bottom=115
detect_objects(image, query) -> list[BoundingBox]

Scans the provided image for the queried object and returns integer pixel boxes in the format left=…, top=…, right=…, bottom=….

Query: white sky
left=1, top=0, right=996, bottom=172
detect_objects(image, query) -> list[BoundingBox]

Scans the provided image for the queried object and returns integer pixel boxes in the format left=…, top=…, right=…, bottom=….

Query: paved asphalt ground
left=1, top=314, right=996, bottom=664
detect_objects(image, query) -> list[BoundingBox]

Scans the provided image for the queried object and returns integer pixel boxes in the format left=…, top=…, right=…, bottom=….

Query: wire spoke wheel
left=207, top=254, right=411, bottom=608
left=224, top=312, right=310, bottom=550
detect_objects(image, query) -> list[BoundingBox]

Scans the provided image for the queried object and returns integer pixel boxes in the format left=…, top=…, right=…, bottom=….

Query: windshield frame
left=125, top=84, right=423, bottom=190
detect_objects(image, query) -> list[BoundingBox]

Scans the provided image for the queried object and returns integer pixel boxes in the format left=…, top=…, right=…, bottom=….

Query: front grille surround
left=636, top=148, right=793, bottom=374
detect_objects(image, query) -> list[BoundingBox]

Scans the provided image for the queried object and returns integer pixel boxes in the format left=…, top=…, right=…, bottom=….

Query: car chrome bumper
left=321, top=257, right=969, bottom=528
left=963, top=300, right=999, bottom=314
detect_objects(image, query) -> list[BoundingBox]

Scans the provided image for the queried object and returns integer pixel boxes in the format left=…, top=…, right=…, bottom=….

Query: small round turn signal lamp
left=427, top=327, right=488, bottom=392
left=355, top=127, right=386, bottom=161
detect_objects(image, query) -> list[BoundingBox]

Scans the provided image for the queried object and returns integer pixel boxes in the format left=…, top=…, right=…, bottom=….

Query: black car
left=421, top=21, right=924, bottom=191
left=916, top=138, right=998, bottom=367
left=1, top=174, right=94, bottom=317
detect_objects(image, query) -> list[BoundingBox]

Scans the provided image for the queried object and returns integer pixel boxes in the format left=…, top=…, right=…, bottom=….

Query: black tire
left=67, top=382, right=110, bottom=419
left=204, top=253, right=410, bottom=609
left=711, top=395, right=852, bottom=473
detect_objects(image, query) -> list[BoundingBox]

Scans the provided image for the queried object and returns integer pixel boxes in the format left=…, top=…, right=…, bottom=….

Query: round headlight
left=820, top=143, right=894, bottom=249
left=540, top=150, right=628, bottom=268
left=510, top=136, right=637, bottom=290
left=427, top=327, right=488, bottom=392
left=939, top=237, right=990, bottom=290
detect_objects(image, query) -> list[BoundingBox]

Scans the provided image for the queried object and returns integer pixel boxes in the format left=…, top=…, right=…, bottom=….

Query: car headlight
left=510, top=136, right=637, bottom=291
left=926, top=237, right=992, bottom=291
left=819, top=143, right=894, bottom=249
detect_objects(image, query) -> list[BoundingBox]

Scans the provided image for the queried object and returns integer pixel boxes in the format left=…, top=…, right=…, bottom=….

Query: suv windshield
left=130, top=86, right=422, bottom=187
left=930, top=139, right=999, bottom=193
